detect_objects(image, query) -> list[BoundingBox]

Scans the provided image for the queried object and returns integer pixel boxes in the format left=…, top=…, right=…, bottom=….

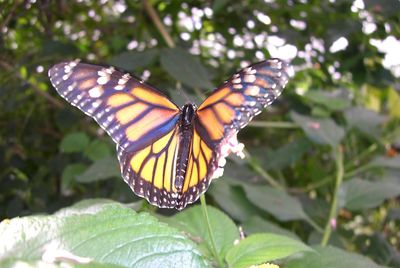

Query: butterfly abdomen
left=175, top=104, right=196, bottom=192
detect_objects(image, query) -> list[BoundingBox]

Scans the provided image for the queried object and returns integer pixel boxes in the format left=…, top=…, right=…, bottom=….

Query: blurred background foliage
left=0, top=0, right=399, bottom=266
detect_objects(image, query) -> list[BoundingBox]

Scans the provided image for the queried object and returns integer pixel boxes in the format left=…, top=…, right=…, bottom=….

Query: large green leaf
left=208, top=178, right=262, bottom=222
left=339, top=178, right=400, bottom=211
left=291, top=112, right=345, bottom=148
left=162, top=205, right=239, bottom=260
left=0, top=200, right=208, bottom=268
left=108, top=49, right=159, bottom=71
left=368, top=156, right=400, bottom=169
left=243, top=184, right=310, bottom=221
left=285, top=245, right=383, bottom=268
left=160, top=47, right=213, bottom=89
left=60, top=132, right=90, bottom=153
left=225, top=233, right=312, bottom=268
left=344, top=106, right=386, bottom=137
left=76, top=156, right=120, bottom=183
left=304, top=90, right=351, bottom=111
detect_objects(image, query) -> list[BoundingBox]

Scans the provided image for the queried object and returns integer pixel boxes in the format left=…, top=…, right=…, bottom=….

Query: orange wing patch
left=182, top=130, right=213, bottom=192
left=131, top=87, right=178, bottom=110
left=197, top=108, right=224, bottom=140
left=125, top=109, right=178, bottom=142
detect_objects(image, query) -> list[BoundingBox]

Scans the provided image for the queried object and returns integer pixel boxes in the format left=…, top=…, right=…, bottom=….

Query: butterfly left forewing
left=49, top=61, right=180, bottom=152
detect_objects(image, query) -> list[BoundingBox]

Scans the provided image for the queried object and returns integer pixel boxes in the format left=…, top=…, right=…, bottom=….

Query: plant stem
left=243, top=149, right=284, bottom=190
left=142, top=0, right=175, bottom=48
left=306, top=217, right=324, bottom=233
left=200, top=195, right=224, bottom=268
left=248, top=121, right=299, bottom=129
left=321, top=145, right=344, bottom=246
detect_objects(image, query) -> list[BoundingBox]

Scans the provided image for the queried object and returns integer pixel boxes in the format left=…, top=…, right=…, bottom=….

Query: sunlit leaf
left=226, top=233, right=312, bottom=268
left=162, top=205, right=239, bottom=259
left=0, top=201, right=208, bottom=268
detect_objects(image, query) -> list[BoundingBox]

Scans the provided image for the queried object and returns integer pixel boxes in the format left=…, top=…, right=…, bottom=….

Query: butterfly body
left=175, top=103, right=197, bottom=191
left=49, top=58, right=292, bottom=209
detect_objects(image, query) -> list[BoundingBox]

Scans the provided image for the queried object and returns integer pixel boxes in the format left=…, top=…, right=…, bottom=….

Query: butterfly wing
left=49, top=61, right=183, bottom=207
left=176, top=59, right=293, bottom=208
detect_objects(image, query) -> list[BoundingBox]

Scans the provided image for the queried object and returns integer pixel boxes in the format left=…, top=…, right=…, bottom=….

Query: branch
left=142, top=0, right=175, bottom=48
left=0, top=60, right=64, bottom=109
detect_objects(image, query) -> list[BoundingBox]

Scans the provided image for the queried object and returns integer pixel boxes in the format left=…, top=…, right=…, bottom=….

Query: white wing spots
left=88, top=86, right=104, bottom=98
left=233, top=83, right=243, bottom=90
left=62, top=73, right=72, bottom=81
left=244, top=74, right=256, bottom=83
left=92, top=99, right=102, bottom=108
left=244, top=66, right=256, bottom=75
left=97, top=68, right=112, bottom=85
left=232, top=74, right=243, bottom=90
left=232, top=77, right=241, bottom=84
left=97, top=76, right=109, bottom=85
left=115, top=74, right=130, bottom=90
left=246, top=85, right=260, bottom=96
left=63, top=60, right=80, bottom=74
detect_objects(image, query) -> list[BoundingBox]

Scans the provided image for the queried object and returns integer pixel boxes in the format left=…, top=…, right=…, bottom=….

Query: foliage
left=1, top=0, right=399, bottom=267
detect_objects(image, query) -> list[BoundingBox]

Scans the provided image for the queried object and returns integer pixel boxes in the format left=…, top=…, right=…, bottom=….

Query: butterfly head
left=181, top=103, right=196, bottom=127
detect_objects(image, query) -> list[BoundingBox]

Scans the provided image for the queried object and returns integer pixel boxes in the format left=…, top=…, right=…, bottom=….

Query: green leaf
left=76, top=156, right=120, bottom=183
left=256, top=137, right=311, bottom=170
left=387, top=87, right=400, bottom=118
left=225, top=233, right=312, bottom=268
left=0, top=200, right=208, bottom=268
left=339, top=178, right=400, bottom=211
left=108, top=49, right=159, bottom=71
left=291, top=111, right=345, bottom=148
left=160, top=47, right=213, bottom=89
left=84, top=140, right=112, bottom=161
left=61, top=163, right=87, bottom=193
left=304, top=90, right=351, bottom=111
left=242, top=216, right=300, bottom=240
left=60, top=132, right=90, bottom=153
left=344, top=106, right=386, bottom=137
left=162, top=205, right=239, bottom=259
left=285, top=245, right=383, bottom=268
left=208, top=178, right=262, bottom=222
left=368, top=156, right=400, bottom=169
left=243, top=184, right=309, bottom=221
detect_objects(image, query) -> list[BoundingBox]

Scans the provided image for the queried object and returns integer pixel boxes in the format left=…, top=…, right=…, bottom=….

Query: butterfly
left=49, top=58, right=292, bottom=210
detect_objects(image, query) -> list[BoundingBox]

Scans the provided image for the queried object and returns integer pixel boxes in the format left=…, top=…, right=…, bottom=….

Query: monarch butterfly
left=49, top=58, right=292, bottom=210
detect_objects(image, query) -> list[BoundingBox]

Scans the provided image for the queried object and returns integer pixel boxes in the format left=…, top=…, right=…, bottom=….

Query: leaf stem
left=321, top=145, right=344, bottom=246
left=200, top=194, right=224, bottom=268
left=142, top=0, right=175, bottom=48
left=248, top=121, right=299, bottom=129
